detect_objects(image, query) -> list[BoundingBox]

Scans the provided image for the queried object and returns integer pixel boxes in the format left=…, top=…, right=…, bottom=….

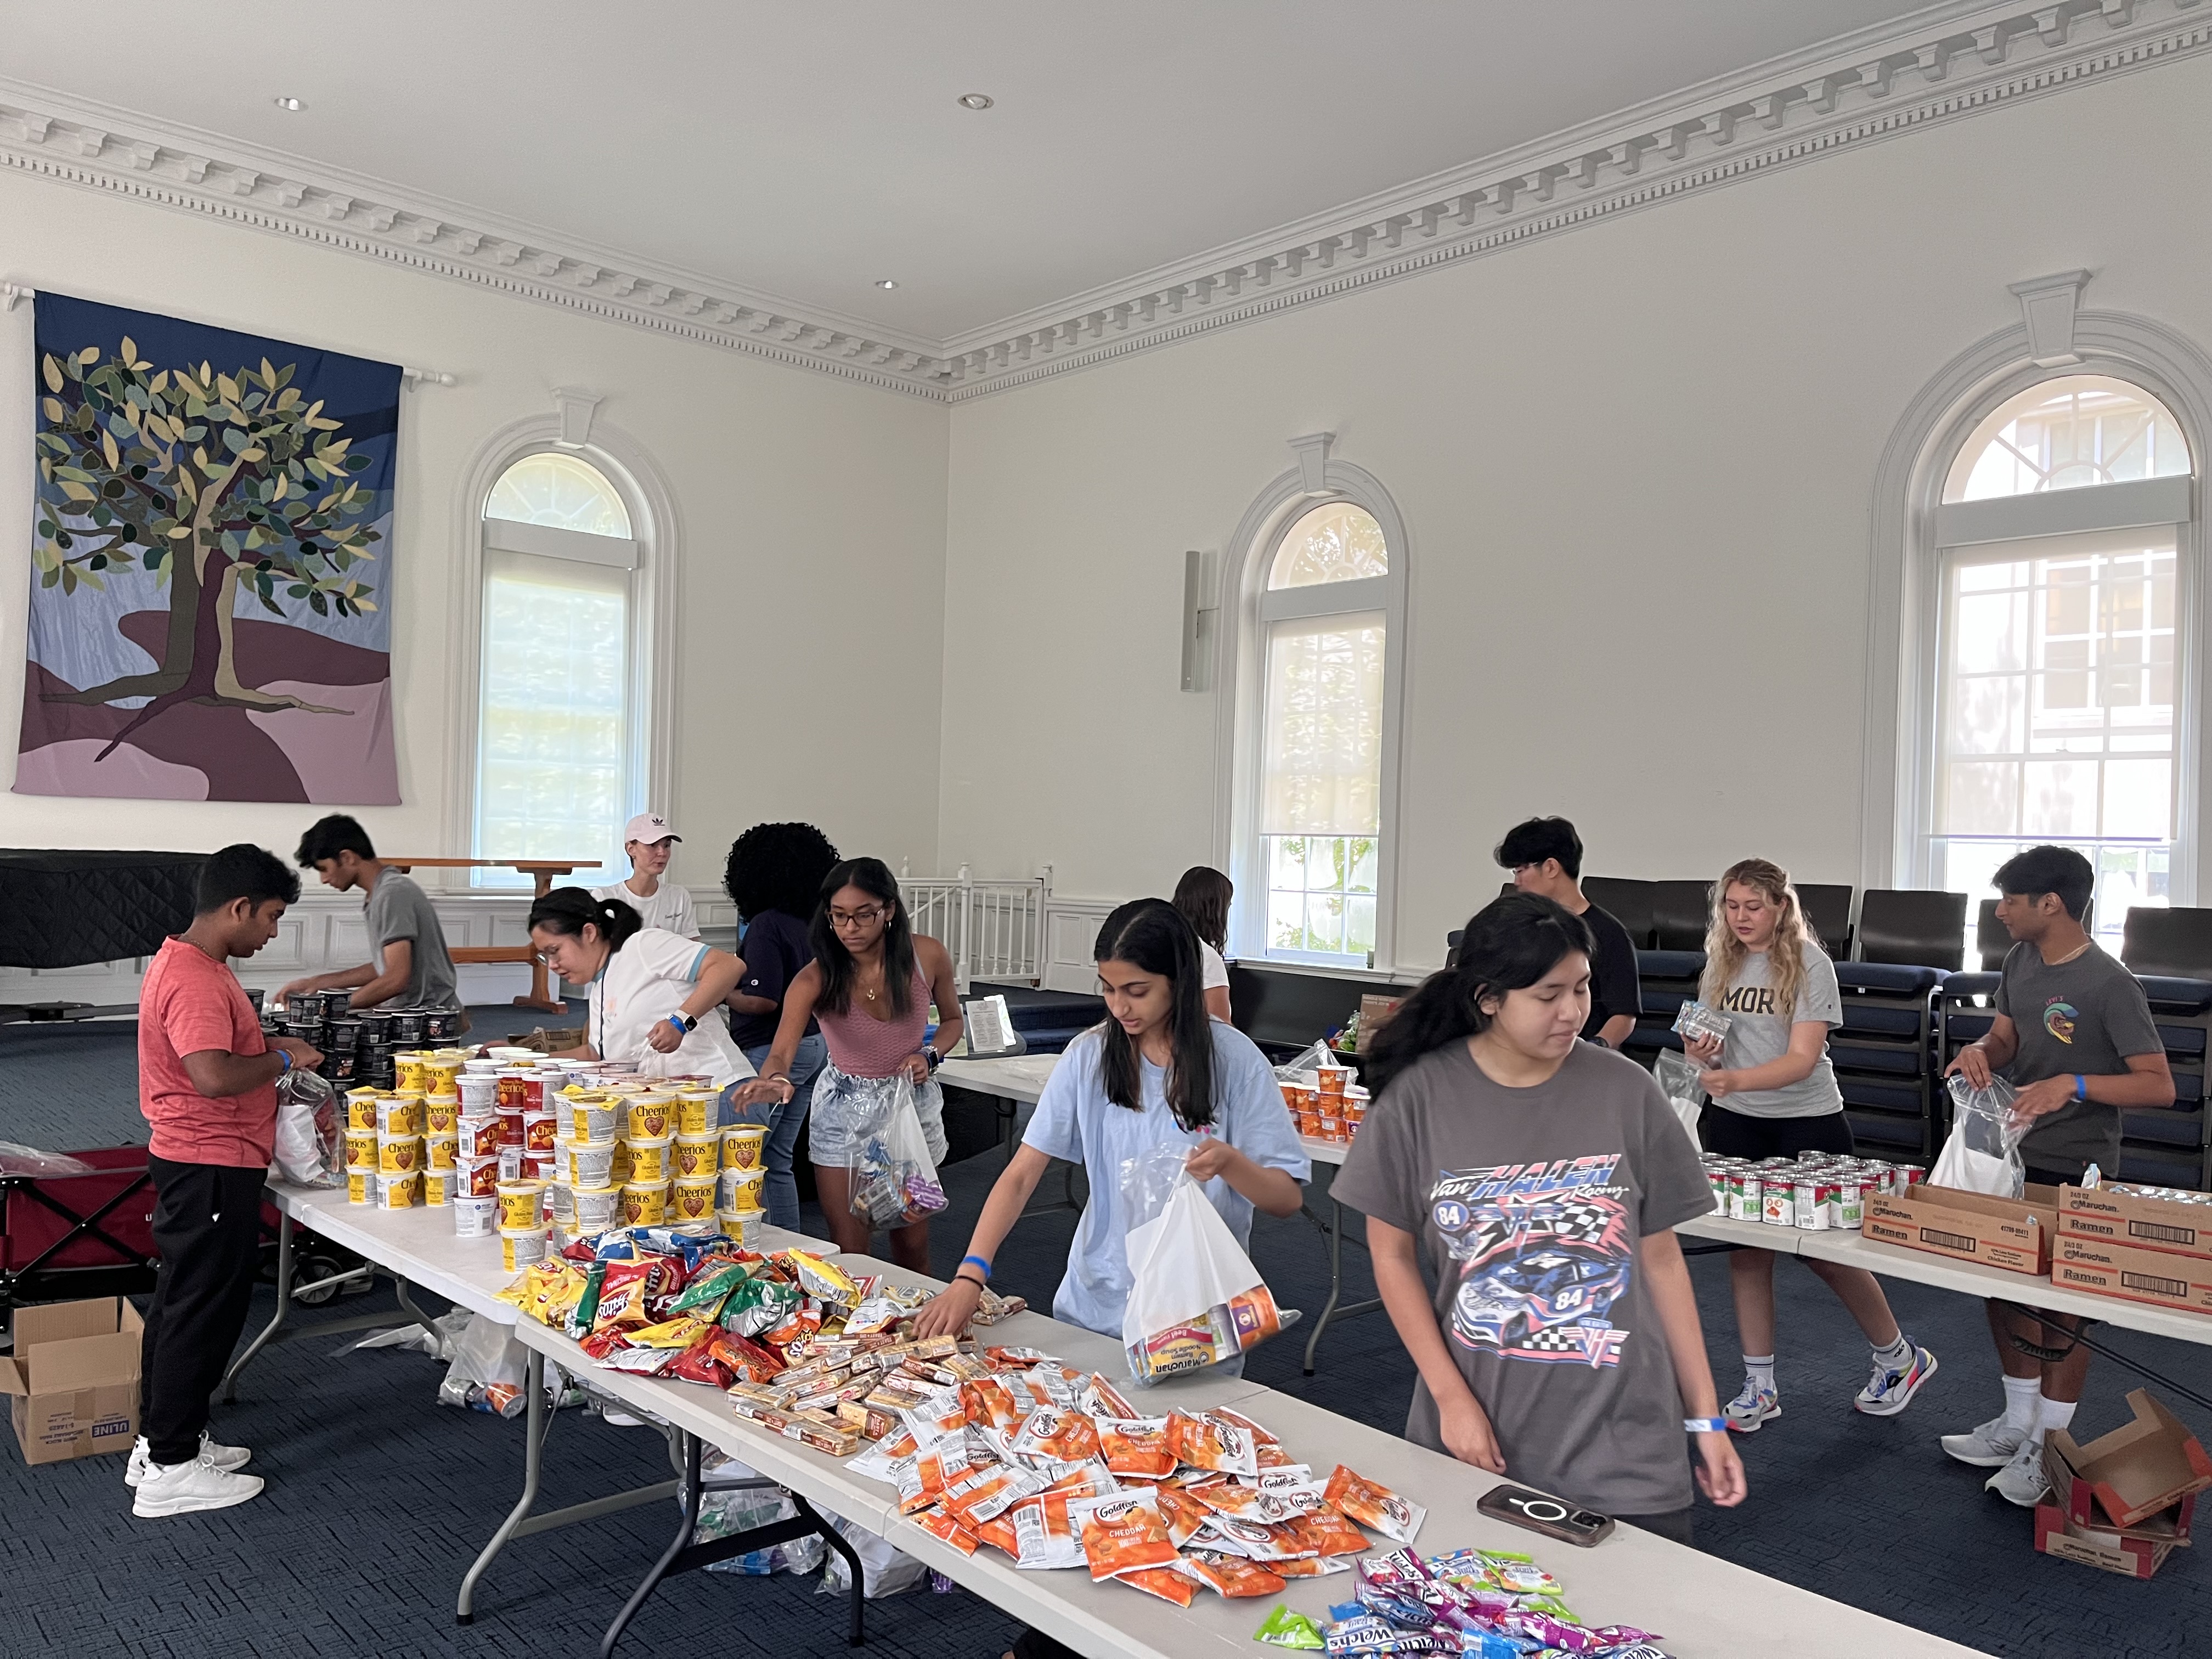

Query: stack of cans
left=1698, top=1149, right=1920, bottom=1232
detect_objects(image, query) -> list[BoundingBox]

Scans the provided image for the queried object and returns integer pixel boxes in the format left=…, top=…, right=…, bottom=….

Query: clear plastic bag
left=1272, top=1041, right=1334, bottom=1081
left=844, top=1074, right=946, bottom=1228
left=1118, top=1136, right=1198, bottom=1234
left=0, top=1141, right=93, bottom=1177
left=1651, top=1050, right=1706, bottom=1152
left=1672, top=1003, right=1732, bottom=1046
left=1120, top=1149, right=1285, bottom=1386
left=270, top=1068, right=343, bottom=1187
left=1934, top=1074, right=2026, bottom=1199
left=697, top=1448, right=827, bottom=1577
left=436, top=1311, right=529, bottom=1418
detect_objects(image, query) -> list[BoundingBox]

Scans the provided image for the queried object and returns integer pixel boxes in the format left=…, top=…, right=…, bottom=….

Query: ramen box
left=2058, top=1184, right=2212, bottom=1262
left=2033, top=1503, right=2180, bottom=1579
left=0, top=1296, right=143, bottom=1466
left=2054, top=1234, right=2212, bottom=1316
left=2046, top=1389, right=2212, bottom=1530
left=1862, top=1182, right=2060, bottom=1276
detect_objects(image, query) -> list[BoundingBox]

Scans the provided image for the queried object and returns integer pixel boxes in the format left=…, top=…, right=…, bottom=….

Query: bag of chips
left=1071, top=1493, right=1178, bottom=1582
left=1323, top=1464, right=1426, bottom=1544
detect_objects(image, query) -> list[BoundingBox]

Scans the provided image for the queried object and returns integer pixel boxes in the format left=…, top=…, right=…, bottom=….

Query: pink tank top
left=815, top=964, right=930, bottom=1078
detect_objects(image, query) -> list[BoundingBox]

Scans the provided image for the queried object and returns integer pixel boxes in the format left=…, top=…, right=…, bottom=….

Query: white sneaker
left=1854, top=1343, right=1938, bottom=1417
left=125, top=1433, right=251, bottom=1488
left=131, top=1449, right=264, bottom=1518
left=1939, top=1413, right=2028, bottom=1469
left=1986, top=1437, right=2053, bottom=1508
left=1723, top=1376, right=1781, bottom=1433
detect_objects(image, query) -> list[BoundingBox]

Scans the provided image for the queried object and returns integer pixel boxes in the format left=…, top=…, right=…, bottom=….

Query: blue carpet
left=2, top=1015, right=2206, bottom=1656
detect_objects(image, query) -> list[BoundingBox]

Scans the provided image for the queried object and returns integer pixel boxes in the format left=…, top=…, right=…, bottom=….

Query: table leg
left=458, top=1347, right=547, bottom=1626
left=1301, top=1194, right=1383, bottom=1376
left=393, top=1279, right=447, bottom=1350
left=223, top=1211, right=292, bottom=1403
left=600, top=1428, right=705, bottom=1658
left=793, top=1489, right=866, bottom=1646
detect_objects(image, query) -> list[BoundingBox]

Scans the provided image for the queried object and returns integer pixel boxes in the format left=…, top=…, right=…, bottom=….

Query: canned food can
left=1762, top=1182, right=1795, bottom=1226
left=1830, top=1178, right=1865, bottom=1230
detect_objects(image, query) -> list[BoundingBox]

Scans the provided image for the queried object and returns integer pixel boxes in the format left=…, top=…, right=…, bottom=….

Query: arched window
left=1921, top=374, right=2197, bottom=942
left=474, top=449, right=645, bottom=887
left=1248, top=493, right=1398, bottom=960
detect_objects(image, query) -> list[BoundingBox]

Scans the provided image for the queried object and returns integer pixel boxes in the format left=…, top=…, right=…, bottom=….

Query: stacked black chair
left=1975, top=900, right=2012, bottom=971
left=1582, top=878, right=1657, bottom=949
left=2119, top=907, right=2212, bottom=1190
left=1797, top=883, right=1854, bottom=960
left=1649, top=881, right=1712, bottom=952
left=1857, top=890, right=1967, bottom=972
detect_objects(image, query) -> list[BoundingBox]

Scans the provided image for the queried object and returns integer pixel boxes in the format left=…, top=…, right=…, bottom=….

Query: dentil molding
left=3, top=0, right=2208, bottom=405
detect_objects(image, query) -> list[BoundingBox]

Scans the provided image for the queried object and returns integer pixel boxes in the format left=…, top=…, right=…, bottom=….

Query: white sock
left=1742, top=1355, right=1776, bottom=1395
left=1871, top=1333, right=1912, bottom=1370
left=2035, top=1396, right=2078, bottom=1447
left=2001, top=1374, right=2041, bottom=1431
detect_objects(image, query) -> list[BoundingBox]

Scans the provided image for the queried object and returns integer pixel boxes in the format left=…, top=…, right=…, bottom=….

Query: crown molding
left=2, top=0, right=2206, bottom=407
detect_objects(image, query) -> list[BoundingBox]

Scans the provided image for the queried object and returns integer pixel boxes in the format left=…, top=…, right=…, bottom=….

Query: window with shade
left=1925, top=376, right=2196, bottom=945
left=475, top=452, right=642, bottom=889
left=1257, top=501, right=1392, bottom=964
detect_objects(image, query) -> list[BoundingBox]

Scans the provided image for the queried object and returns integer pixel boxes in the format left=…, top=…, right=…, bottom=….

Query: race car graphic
left=1428, top=1157, right=1637, bottom=1368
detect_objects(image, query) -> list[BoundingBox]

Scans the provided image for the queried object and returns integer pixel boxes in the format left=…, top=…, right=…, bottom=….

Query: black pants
left=1616, top=1505, right=1695, bottom=1546
left=139, top=1156, right=266, bottom=1465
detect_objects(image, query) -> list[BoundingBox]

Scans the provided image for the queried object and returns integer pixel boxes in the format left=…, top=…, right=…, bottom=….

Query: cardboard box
left=2058, top=1184, right=2212, bottom=1262
left=1357, top=994, right=1402, bottom=1034
left=2045, top=1389, right=2212, bottom=1528
left=1, top=1296, right=143, bottom=1466
left=2044, top=1438, right=2194, bottom=1543
left=2034, top=1503, right=2178, bottom=1579
left=1862, top=1182, right=2060, bottom=1275
left=2055, top=1234, right=2212, bottom=1316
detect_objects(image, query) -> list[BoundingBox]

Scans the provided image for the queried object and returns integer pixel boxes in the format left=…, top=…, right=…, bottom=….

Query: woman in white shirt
left=1172, top=865, right=1234, bottom=1022
left=527, top=888, right=752, bottom=1096
left=589, top=812, right=701, bottom=940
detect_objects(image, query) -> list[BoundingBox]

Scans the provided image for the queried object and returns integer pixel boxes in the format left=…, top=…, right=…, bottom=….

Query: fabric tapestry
left=16, top=293, right=400, bottom=803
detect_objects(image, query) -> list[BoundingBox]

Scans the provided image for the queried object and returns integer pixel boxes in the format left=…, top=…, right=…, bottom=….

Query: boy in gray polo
left=276, top=815, right=460, bottom=1014
left=1940, top=846, right=2172, bottom=1507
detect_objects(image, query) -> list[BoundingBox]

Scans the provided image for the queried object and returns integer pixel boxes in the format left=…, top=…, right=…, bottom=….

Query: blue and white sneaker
left=1855, top=1342, right=1938, bottom=1417
left=1723, top=1377, right=1781, bottom=1433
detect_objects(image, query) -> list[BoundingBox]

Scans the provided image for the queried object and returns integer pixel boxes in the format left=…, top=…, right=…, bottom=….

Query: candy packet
left=777, top=1249, right=860, bottom=1307
left=1255, top=1605, right=1327, bottom=1649
left=1324, top=1464, right=1426, bottom=1544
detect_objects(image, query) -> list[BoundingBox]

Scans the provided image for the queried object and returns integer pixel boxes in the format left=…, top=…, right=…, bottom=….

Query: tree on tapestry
left=15, top=294, right=402, bottom=804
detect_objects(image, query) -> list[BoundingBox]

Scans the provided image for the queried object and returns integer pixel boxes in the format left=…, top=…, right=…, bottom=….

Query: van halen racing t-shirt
left=1333, top=1039, right=1714, bottom=1516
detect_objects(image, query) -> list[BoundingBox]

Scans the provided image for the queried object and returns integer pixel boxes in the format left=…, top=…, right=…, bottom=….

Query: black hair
left=1364, top=893, right=1595, bottom=1096
left=810, top=858, right=916, bottom=1018
left=1171, top=866, right=1233, bottom=955
left=296, top=813, right=375, bottom=868
left=527, top=885, right=643, bottom=951
left=196, top=844, right=300, bottom=914
left=1092, top=898, right=1217, bottom=1130
left=724, top=822, right=840, bottom=922
left=1993, top=845, right=2095, bottom=922
left=1494, top=816, right=1583, bottom=880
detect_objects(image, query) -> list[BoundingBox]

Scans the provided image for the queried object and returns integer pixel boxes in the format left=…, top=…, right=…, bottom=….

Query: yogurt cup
left=673, top=1133, right=719, bottom=1178
left=675, top=1091, right=717, bottom=1136
left=347, top=1169, right=374, bottom=1205
left=344, top=1128, right=379, bottom=1172
left=627, top=1136, right=672, bottom=1184
left=459, top=1115, right=505, bottom=1159
left=569, top=1139, right=617, bottom=1188
left=501, top=1227, right=548, bottom=1271
left=720, top=1125, right=768, bottom=1171
left=496, top=1180, right=545, bottom=1229
left=375, top=1171, right=421, bottom=1210
left=422, top=1169, right=452, bottom=1207
left=670, top=1175, right=718, bottom=1222
left=376, top=1132, right=424, bottom=1174
left=573, top=1184, right=623, bottom=1234
left=720, top=1166, right=766, bottom=1212
left=424, top=1094, right=461, bottom=1135
left=626, top=1096, right=674, bottom=1141
left=621, top=1181, right=668, bottom=1227
left=453, top=1194, right=498, bottom=1237
left=455, top=1155, right=502, bottom=1199
left=569, top=1097, right=619, bottom=1144
left=425, top=1132, right=458, bottom=1171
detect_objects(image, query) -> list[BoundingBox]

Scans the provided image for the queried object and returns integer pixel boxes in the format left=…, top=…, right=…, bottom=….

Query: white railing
left=899, top=864, right=1047, bottom=990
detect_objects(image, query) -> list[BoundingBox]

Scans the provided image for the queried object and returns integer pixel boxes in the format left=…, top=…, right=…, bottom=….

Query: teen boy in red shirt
left=127, top=845, right=321, bottom=1519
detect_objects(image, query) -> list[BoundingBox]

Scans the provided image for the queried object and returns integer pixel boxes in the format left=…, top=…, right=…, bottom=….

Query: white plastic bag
left=436, top=1311, right=529, bottom=1417
left=1120, top=1147, right=1285, bottom=1385
left=1651, top=1051, right=1706, bottom=1152
left=0, top=1141, right=92, bottom=1177
left=270, top=1069, right=343, bottom=1187
left=844, top=1074, right=946, bottom=1228
left=1933, top=1074, right=2026, bottom=1199
left=818, top=1513, right=927, bottom=1598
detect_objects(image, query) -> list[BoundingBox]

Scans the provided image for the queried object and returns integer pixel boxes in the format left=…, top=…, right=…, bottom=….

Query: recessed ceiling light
left=957, top=93, right=994, bottom=111
left=874, top=279, right=899, bottom=290
left=273, top=96, right=306, bottom=111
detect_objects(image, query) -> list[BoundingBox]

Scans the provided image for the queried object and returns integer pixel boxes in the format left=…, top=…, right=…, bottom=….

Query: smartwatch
left=668, top=1011, right=698, bottom=1035
left=1683, top=1416, right=1729, bottom=1434
left=924, top=1045, right=943, bottom=1071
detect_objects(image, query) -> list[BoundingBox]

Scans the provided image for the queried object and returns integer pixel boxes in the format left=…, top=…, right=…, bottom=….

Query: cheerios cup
left=496, top=1180, right=545, bottom=1230
left=626, top=1137, right=672, bottom=1184
left=500, top=1227, right=547, bottom=1271
left=720, top=1124, right=768, bottom=1172
left=720, top=1166, right=766, bottom=1213
left=574, top=1184, right=623, bottom=1234
left=675, top=1090, right=717, bottom=1136
left=347, top=1169, right=374, bottom=1205
left=377, top=1132, right=423, bottom=1174
left=621, top=1181, right=668, bottom=1227
left=344, top=1128, right=379, bottom=1172
left=375, top=1170, right=421, bottom=1210
left=570, top=1139, right=616, bottom=1188
left=670, top=1175, right=718, bottom=1222
left=627, top=1095, right=673, bottom=1141
left=346, top=1089, right=383, bottom=1132
left=673, top=1133, right=718, bottom=1178
left=422, top=1169, right=452, bottom=1207
left=424, top=1094, right=461, bottom=1135
left=569, top=1096, right=618, bottom=1144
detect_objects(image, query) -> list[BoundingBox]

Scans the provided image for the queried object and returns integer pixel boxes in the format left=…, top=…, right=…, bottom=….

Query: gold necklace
left=2047, top=939, right=2092, bottom=966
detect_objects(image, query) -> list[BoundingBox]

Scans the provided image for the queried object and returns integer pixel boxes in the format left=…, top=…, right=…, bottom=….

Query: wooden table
left=385, top=857, right=600, bottom=1013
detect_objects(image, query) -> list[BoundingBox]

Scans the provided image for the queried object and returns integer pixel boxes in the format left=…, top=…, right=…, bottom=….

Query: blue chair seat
left=2136, top=976, right=2212, bottom=1014
left=2123, top=1106, right=2207, bottom=1148
left=1636, top=950, right=1707, bottom=979
left=1838, top=1006, right=1925, bottom=1037
left=1830, top=1043, right=1923, bottom=1077
left=2117, top=1147, right=2208, bottom=1190
left=1945, top=1012, right=1995, bottom=1043
left=1942, top=972, right=2003, bottom=999
left=1843, top=1110, right=1927, bottom=1153
left=1840, top=1077, right=1926, bottom=1114
left=2155, top=1024, right=2208, bottom=1057
left=1835, top=962, right=1947, bottom=995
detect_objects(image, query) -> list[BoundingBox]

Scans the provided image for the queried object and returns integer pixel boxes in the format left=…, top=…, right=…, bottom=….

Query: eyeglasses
left=829, top=906, right=885, bottom=928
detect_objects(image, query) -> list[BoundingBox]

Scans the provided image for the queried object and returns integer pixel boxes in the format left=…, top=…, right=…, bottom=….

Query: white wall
left=0, top=167, right=951, bottom=905
left=938, top=53, right=2212, bottom=972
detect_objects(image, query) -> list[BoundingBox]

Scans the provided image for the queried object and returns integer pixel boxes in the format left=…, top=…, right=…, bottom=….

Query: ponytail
left=1364, top=894, right=1595, bottom=1096
left=528, top=885, right=643, bottom=951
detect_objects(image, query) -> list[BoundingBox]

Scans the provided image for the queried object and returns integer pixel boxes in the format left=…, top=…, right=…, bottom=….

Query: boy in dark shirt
left=1940, top=846, right=2172, bottom=1507
left=1496, top=816, right=1642, bottom=1048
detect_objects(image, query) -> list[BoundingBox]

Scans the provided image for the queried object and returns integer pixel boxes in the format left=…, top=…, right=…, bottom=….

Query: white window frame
left=1863, top=315, right=2212, bottom=911
left=1212, top=442, right=1410, bottom=971
left=447, top=416, right=681, bottom=888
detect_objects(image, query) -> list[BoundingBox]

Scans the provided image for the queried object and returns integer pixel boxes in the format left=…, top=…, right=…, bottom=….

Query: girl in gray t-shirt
left=1681, top=860, right=1936, bottom=1435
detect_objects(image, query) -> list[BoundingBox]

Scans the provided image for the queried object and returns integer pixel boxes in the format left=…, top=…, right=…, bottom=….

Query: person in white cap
left=590, top=812, right=701, bottom=941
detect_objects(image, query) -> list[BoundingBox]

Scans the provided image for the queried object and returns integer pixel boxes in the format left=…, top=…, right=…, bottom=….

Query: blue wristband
left=2075, top=1074, right=2087, bottom=1103
left=960, top=1253, right=991, bottom=1281
left=667, top=1014, right=690, bottom=1035
left=278, top=1049, right=292, bottom=1075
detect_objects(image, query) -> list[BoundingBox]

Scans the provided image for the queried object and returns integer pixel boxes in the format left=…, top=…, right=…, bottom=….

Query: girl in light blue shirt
left=915, top=898, right=1308, bottom=1342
